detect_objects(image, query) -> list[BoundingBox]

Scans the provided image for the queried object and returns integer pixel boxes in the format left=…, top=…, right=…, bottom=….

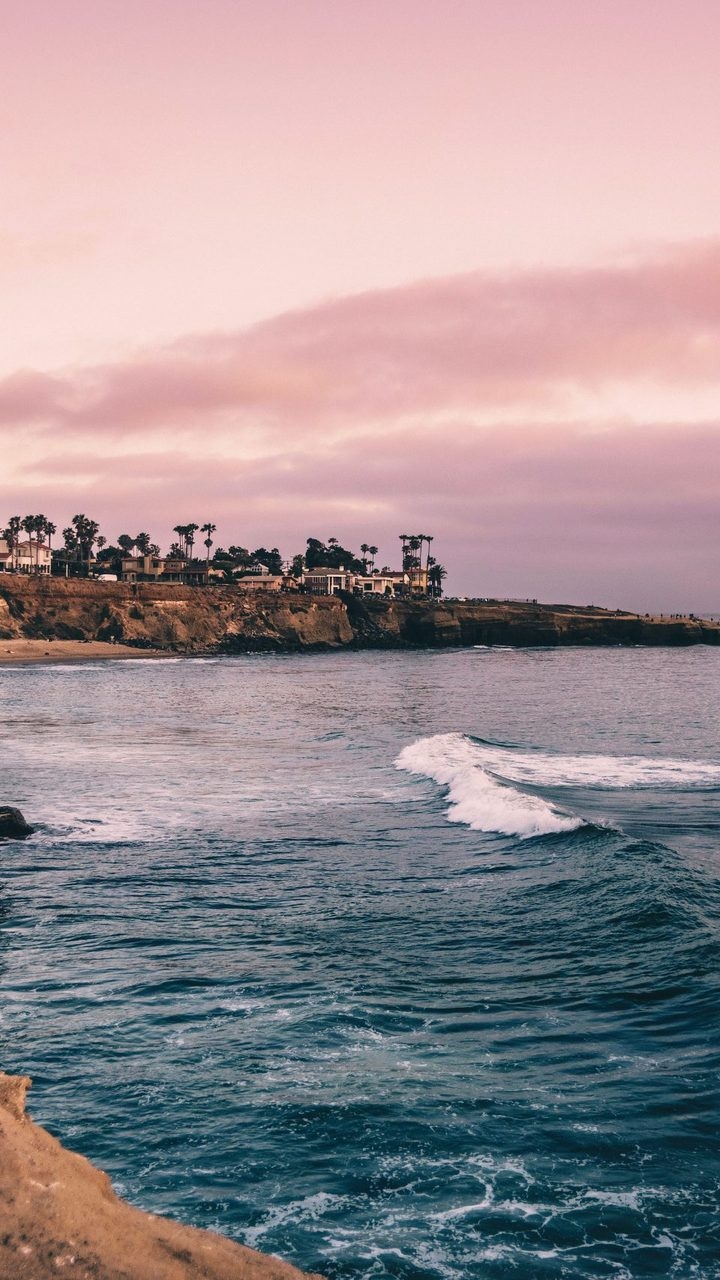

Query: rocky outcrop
left=0, top=576, right=717, bottom=653
left=0, top=1071, right=323, bottom=1280
left=0, top=807, right=32, bottom=840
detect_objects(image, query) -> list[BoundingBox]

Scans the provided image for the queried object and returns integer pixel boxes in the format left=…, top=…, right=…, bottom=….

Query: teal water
left=1, top=648, right=720, bottom=1278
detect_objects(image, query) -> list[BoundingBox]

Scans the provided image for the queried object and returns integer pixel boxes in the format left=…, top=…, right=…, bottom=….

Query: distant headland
left=0, top=576, right=717, bottom=659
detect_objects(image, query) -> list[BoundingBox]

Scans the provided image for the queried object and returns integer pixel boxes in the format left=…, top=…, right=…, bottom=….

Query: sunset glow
left=3, top=0, right=720, bottom=608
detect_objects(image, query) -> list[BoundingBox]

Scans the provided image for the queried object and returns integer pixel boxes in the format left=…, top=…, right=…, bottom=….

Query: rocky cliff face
left=0, top=578, right=353, bottom=652
left=0, top=1072, right=323, bottom=1280
left=0, top=576, right=717, bottom=652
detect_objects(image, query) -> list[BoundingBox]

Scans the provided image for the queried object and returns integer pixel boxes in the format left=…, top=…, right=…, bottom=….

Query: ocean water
left=1, top=646, right=720, bottom=1279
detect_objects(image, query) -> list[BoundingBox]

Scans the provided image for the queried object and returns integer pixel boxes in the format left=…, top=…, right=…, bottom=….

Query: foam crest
left=470, top=739, right=720, bottom=791
left=396, top=734, right=582, bottom=838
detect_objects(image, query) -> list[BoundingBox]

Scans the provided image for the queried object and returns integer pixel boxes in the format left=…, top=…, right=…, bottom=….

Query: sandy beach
left=0, top=639, right=177, bottom=664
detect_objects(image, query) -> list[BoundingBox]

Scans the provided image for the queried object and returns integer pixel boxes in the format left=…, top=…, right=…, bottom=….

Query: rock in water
left=0, top=806, right=32, bottom=839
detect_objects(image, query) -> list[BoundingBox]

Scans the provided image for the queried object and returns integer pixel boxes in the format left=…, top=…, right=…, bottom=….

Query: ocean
left=1, top=646, right=719, bottom=1278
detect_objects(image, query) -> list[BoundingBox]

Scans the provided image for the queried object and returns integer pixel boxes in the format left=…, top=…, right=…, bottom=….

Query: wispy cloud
left=4, top=239, right=720, bottom=447
left=2, top=241, right=719, bottom=608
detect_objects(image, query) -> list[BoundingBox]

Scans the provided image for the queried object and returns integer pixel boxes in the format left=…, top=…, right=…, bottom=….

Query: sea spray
left=395, top=733, right=583, bottom=838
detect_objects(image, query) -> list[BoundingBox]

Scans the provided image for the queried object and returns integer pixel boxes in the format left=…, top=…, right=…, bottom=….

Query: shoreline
left=0, top=639, right=180, bottom=664
left=2, top=636, right=720, bottom=668
left=1, top=579, right=719, bottom=654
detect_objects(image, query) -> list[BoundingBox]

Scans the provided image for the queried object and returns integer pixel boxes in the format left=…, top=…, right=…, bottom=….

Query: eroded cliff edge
left=0, top=576, right=717, bottom=652
left=0, top=1072, right=323, bottom=1280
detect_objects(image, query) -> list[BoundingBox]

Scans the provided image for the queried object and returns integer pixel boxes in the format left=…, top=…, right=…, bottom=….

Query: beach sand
left=0, top=639, right=178, bottom=664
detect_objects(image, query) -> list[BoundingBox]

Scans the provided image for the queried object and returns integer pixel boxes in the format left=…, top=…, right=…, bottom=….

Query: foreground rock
left=0, top=1073, right=324, bottom=1280
left=0, top=806, right=33, bottom=839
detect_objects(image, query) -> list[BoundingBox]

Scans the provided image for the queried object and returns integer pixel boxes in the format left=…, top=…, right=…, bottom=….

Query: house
left=302, top=567, right=354, bottom=595
left=235, top=574, right=283, bottom=592
left=0, top=539, right=52, bottom=574
left=353, top=572, right=409, bottom=597
left=120, top=555, right=208, bottom=585
left=303, top=567, right=410, bottom=597
left=120, top=554, right=166, bottom=583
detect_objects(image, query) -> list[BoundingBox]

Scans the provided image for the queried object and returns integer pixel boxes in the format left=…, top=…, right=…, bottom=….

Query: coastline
left=1, top=576, right=718, bottom=656
left=0, top=639, right=179, bottom=664
left=0, top=1072, right=323, bottom=1280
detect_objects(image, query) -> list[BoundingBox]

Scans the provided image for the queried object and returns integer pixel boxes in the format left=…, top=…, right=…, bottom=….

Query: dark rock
left=0, top=807, right=33, bottom=840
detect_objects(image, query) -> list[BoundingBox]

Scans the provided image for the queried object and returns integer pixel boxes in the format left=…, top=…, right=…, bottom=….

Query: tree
left=173, top=524, right=189, bottom=558
left=399, top=534, right=409, bottom=574
left=201, top=522, right=217, bottom=567
left=251, top=546, right=283, bottom=575
left=407, top=535, right=422, bottom=590
left=305, top=538, right=326, bottom=570
left=21, top=515, right=36, bottom=570
left=227, top=545, right=252, bottom=568
left=33, top=514, right=49, bottom=571
left=117, top=534, right=136, bottom=558
left=304, top=536, right=364, bottom=573
left=95, top=543, right=124, bottom=576
left=71, top=514, right=99, bottom=571
left=185, top=523, right=199, bottom=562
left=4, top=516, right=21, bottom=570
left=423, top=535, right=434, bottom=586
left=368, top=545, right=379, bottom=573
left=290, top=553, right=305, bottom=578
left=360, top=543, right=369, bottom=571
left=428, top=562, right=446, bottom=597
left=134, top=532, right=152, bottom=556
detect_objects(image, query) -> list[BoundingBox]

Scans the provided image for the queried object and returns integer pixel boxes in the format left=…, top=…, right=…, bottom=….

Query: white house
left=302, top=568, right=354, bottom=595
left=0, top=539, right=52, bottom=574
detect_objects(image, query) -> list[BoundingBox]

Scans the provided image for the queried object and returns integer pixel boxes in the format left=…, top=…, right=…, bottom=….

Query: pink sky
left=3, top=0, right=720, bottom=609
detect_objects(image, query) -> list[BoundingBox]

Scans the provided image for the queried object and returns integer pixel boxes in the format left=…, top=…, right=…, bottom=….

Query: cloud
left=3, top=239, right=720, bottom=449
left=2, top=240, right=720, bottom=609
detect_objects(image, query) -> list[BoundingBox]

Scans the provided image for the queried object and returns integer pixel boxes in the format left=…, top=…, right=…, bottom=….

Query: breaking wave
left=395, top=732, right=720, bottom=838
left=395, top=734, right=583, bottom=838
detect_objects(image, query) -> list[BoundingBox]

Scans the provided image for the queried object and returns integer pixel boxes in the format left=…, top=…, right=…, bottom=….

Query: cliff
left=0, top=1072, right=323, bottom=1280
left=0, top=576, right=717, bottom=653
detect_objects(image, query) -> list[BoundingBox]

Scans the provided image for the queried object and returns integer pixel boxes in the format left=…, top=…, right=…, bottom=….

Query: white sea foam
left=396, top=734, right=583, bottom=838
left=396, top=732, right=720, bottom=837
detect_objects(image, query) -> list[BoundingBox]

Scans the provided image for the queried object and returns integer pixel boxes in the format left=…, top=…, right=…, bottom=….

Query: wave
left=395, top=734, right=583, bottom=838
left=395, top=733, right=720, bottom=839
left=466, top=736, right=720, bottom=791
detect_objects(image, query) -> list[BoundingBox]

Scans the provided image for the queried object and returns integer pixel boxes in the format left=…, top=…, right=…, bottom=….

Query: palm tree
left=407, top=535, right=422, bottom=591
left=6, top=516, right=21, bottom=570
left=134, top=532, right=151, bottom=556
left=186, top=523, right=199, bottom=562
left=368, top=545, right=379, bottom=573
left=33, top=514, right=49, bottom=571
left=69, top=515, right=99, bottom=573
left=399, top=533, right=409, bottom=568
left=429, top=562, right=446, bottom=597
left=173, top=524, right=189, bottom=557
left=21, top=515, right=36, bottom=570
left=414, top=534, right=433, bottom=593
left=201, top=522, right=217, bottom=569
left=424, top=535, right=434, bottom=588
left=360, top=543, right=369, bottom=572
left=118, top=534, right=136, bottom=558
